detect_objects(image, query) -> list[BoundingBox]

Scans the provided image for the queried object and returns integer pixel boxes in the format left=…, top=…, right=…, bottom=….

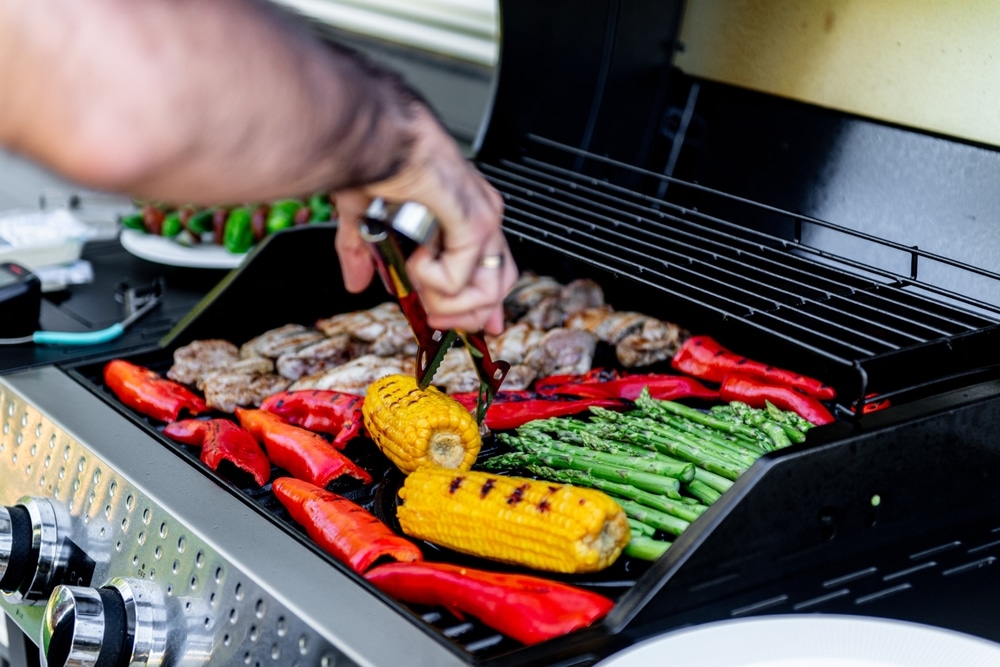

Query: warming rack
left=478, top=135, right=1000, bottom=408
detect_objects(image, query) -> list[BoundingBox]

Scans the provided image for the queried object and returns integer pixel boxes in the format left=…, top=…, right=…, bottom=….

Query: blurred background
left=0, top=0, right=501, bottom=211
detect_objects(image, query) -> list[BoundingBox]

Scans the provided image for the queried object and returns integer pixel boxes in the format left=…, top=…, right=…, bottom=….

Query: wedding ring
left=478, top=254, right=504, bottom=269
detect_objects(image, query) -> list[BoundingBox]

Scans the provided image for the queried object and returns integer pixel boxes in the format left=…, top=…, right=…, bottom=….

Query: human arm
left=0, top=0, right=515, bottom=333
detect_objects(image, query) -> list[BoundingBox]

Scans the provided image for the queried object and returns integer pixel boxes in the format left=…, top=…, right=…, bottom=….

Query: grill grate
left=480, top=135, right=1000, bottom=405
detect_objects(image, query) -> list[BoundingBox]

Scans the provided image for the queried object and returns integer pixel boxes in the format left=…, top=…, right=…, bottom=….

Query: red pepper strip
left=539, top=373, right=719, bottom=402
left=235, top=408, right=372, bottom=486
left=163, top=419, right=270, bottom=486
left=365, top=561, right=615, bottom=645
left=273, top=477, right=421, bottom=574
left=104, top=359, right=209, bottom=423
left=533, top=368, right=621, bottom=395
left=451, top=391, right=624, bottom=431
left=671, top=335, right=837, bottom=401
left=720, top=374, right=835, bottom=425
left=853, top=393, right=892, bottom=415
left=259, top=390, right=364, bottom=449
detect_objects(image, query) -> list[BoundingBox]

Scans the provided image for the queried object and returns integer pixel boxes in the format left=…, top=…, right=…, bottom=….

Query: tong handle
left=359, top=213, right=452, bottom=388
left=360, top=199, right=510, bottom=422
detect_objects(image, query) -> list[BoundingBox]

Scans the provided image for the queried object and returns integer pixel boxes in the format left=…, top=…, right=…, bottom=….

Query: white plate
left=596, top=615, right=1000, bottom=667
left=119, top=229, right=248, bottom=269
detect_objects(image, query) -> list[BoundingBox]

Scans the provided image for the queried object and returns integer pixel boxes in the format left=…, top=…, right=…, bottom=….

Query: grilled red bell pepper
left=536, top=371, right=718, bottom=402
left=365, top=561, right=615, bottom=645
left=451, top=390, right=624, bottom=431
left=273, top=477, right=422, bottom=574
left=104, top=359, right=209, bottom=423
left=235, top=408, right=371, bottom=486
left=720, top=374, right=835, bottom=425
left=163, top=418, right=270, bottom=486
left=258, top=390, right=364, bottom=449
left=533, top=368, right=621, bottom=394
left=671, top=335, right=837, bottom=401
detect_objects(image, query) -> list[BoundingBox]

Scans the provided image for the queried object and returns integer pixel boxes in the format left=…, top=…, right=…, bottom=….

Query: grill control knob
left=41, top=578, right=167, bottom=667
left=0, top=497, right=69, bottom=602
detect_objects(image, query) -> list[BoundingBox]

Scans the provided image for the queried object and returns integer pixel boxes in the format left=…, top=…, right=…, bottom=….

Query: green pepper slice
left=120, top=212, right=145, bottom=231
left=223, top=206, right=254, bottom=253
left=161, top=212, right=183, bottom=238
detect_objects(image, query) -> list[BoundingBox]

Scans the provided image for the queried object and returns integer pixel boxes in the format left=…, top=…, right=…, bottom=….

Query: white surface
left=597, top=615, right=1000, bottom=667
left=0, top=208, right=89, bottom=269
left=119, top=229, right=246, bottom=269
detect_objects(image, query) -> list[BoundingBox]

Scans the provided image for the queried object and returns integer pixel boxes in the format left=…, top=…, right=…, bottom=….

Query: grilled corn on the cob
left=397, top=467, right=630, bottom=573
left=363, top=374, right=481, bottom=474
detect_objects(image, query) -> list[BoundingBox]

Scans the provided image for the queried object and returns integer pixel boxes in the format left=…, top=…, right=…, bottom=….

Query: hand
left=334, top=110, right=517, bottom=335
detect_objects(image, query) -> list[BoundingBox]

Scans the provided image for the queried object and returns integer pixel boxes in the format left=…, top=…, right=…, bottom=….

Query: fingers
left=413, top=236, right=518, bottom=334
left=332, top=190, right=376, bottom=293
left=342, top=109, right=518, bottom=332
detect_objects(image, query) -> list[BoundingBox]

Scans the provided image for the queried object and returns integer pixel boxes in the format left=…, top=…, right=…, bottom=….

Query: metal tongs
left=359, top=199, right=509, bottom=424
left=0, top=279, right=165, bottom=346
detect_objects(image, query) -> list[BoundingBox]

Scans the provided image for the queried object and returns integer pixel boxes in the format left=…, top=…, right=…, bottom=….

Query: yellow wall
left=675, top=1, right=1000, bottom=146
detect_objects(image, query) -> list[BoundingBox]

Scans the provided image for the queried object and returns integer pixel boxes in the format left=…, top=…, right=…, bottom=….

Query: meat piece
left=520, top=278, right=606, bottom=330
left=200, top=370, right=291, bottom=414
left=490, top=323, right=546, bottom=364
left=503, top=273, right=563, bottom=322
left=314, top=302, right=417, bottom=357
left=196, top=357, right=275, bottom=390
left=522, top=328, right=597, bottom=377
left=289, top=354, right=416, bottom=396
left=615, top=324, right=688, bottom=367
left=239, top=324, right=325, bottom=359
left=566, top=307, right=688, bottom=368
left=432, top=346, right=536, bottom=395
left=275, top=333, right=365, bottom=381
left=167, top=339, right=240, bottom=385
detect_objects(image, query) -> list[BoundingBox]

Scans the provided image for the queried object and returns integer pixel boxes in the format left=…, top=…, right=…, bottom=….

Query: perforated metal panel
left=0, top=367, right=462, bottom=667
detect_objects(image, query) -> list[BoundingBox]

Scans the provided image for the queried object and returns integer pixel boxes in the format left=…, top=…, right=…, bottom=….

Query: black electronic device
left=0, top=262, right=42, bottom=338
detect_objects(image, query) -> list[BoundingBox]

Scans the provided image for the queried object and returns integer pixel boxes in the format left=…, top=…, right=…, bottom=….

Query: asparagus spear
left=502, top=432, right=696, bottom=482
left=589, top=408, right=748, bottom=480
left=625, top=535, right=671, bottom=561
left=482, top=451, right=683, bottom=498
left=523, top=465, right=706, bottom=523
left=615, top=498, right=691, bottom=536
left=687, top=478, right=723, bottom=505
left=627, top=518, right=656, bottom=537
left=634, top=390, right=759, bottom=439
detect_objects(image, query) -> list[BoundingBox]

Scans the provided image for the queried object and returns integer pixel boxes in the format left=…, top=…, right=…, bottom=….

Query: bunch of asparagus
left=480, top=388, right=812, bottom=561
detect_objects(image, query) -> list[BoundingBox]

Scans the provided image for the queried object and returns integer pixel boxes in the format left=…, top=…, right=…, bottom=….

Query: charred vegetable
left=163, top=418, right=270, bottom=486
left=363, top=374, right=481, bottom=474
left=365, top=561, right=615, bottom=645
left=235, top=408, right=371, bottom=486
left=396, top=467, right=630, bottom=573
left=259, top=389, right=364, bottom=449
left=103, top=359, right=208, bottom=423
left=273, top=477, right=422, bottom=574
left=671, top=335, right=837, bottom=400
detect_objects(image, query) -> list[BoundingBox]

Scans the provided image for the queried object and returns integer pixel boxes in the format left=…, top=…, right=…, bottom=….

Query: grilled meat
left=503, top=273, right=563, bottom=322
left=315, top=302, right=417, bottom=357
left=522, top=328, right=597, bottom=377
left=167, top=339, right=241, bottom=385
left=275, top=333, right=364, bottom=381
left=289, top=354, right=416, bottom=396
left=519, top=278, right=606, bottom=329
left=240, top=324, right=325, bottom=359
left=200, top=367, right=292, bottom=414
left=431, top=323, right=596, bottom=395
left=566, top=306, right=688, bottom=367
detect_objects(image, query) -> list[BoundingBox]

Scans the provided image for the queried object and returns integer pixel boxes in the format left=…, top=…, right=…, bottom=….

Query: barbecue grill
left=4, top=1, right=1000, bottom=665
